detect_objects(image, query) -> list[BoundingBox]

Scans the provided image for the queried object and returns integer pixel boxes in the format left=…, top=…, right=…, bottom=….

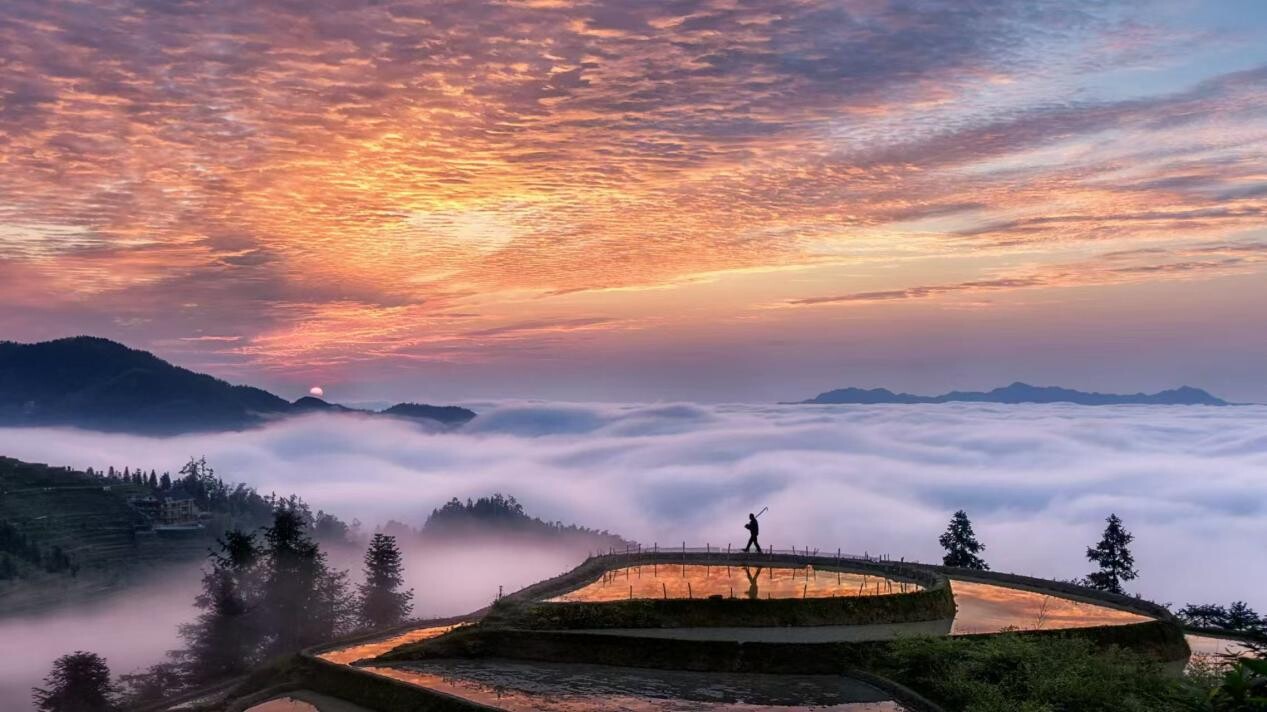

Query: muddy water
left=549, top=564, right=919, bottom=602
left=948, top=579, right=1150, bottom=634
left=370, top=659, right=908, bottom=711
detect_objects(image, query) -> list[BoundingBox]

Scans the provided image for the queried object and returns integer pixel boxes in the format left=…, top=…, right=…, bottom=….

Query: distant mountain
left=382, top=402, right=483, bottom=426
left=0, top=336, right=476, bottom=433
left=795, top=382, right=1229, bottom=406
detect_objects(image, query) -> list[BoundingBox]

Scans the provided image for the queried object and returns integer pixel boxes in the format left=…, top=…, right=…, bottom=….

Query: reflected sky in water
left=318, top=623, right=465, bottom=665
left=549, top=565, right=918, bottom=603
left=949, top=580, right=1149, bottom=634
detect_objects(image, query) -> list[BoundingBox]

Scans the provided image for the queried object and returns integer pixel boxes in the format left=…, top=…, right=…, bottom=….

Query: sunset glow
left=2, top=1, right=1266, bottom=401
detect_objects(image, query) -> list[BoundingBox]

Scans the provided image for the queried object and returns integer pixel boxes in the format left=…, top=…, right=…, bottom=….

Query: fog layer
left=1, top=402, right=1263, bottom=612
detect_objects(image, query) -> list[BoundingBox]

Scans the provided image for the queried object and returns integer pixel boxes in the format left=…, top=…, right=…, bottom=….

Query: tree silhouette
left=259, top=505, right=351, bottom=654
left=179, top=530, right=261, bottom=682
left=1085, top=513, right=1137, bottom=594
left=32, top=651, right=118, bottom=712
left=358, top=534, right=414, bottom=628
left=938, top=510, right=988, bottom=570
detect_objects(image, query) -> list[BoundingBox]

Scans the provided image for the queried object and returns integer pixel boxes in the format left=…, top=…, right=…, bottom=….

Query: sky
left=2, top=0, right=1266, bottom=402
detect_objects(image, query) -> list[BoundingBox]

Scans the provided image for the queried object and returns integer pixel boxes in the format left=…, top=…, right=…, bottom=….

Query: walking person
left=743, top=512, right=762, bottom=553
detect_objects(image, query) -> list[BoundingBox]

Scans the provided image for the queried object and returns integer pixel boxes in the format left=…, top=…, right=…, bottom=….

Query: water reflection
left=317, top=623, right=465, bottom=665
left=549, top=565, right=920, bottom=603
left=243, top=698, right=318, bottom=712
left=1186, top=634, right=1256, bottom=662
left=948, top=580, right=1149, bottom=634
left=369, top=658, right=908, bottom=711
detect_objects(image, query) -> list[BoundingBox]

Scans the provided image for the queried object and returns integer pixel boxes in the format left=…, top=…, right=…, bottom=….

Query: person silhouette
left=743, top=513, right=761, bottom=553
left=743, top=565, right=763, bottom=599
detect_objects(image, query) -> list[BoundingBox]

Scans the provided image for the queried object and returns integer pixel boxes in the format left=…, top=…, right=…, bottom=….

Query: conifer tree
left=938, top=510, right=989, bottom=570
left=1086, top=513, right=1137, bottom=594
left=358, top=534, right=413, bottom=628
left=259, top=506, right=350, bottom=654
left=32, top=651, right=119, bottom=712
left=179, top=530, right=260, bottom=682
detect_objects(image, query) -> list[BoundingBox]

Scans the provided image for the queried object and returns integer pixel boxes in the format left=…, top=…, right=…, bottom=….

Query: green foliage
left=358, top=533, right=414, bottom=628
left=882, top=633, right=1188, bottom=712
left=32, top=651, right=119, bottom=712
left=1086, top=513, right=1137, bottom=595
left=1207, top=657, right=1267, bottom=711
left=939, top=510, right=989, bottom=570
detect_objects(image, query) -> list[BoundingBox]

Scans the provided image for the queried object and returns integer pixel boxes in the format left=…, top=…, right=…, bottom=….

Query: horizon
left=3, top=333, right=1247, bottom=406
left=1, top=1, right=1266, bottom=402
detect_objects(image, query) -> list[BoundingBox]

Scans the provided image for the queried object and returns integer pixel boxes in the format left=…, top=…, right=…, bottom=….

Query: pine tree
left=259, top=506, right=350, bottom=654
left=32, top=651, right=119, bottom=712
left=159, top=472, right=171, bottom=490
left=938, top=510, right=988, bottom=570
left=147, top=470, right=158, bottom=489
left=179, top=530, right=261, bottom=682
left=358, top=534, right=414, bottom=628
left=1086, top=513, right=1137, bottom=594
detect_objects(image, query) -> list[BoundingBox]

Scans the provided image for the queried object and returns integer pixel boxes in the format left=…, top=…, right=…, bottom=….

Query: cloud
left=2, top=0, right=1265, bottom=385
left=0, top=402, right=1263, bottom=614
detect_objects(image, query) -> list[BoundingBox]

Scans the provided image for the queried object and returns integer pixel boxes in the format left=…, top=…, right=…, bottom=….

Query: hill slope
left=797, top=382, right=1229, bottom=406
left=0, top=337, right=476, bottom=433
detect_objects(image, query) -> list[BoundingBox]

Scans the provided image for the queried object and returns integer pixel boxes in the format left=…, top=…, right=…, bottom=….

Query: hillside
left=796, top=382, right=1229, bottom=406
left=0, top=457, right=207, bottom=614
left=0, top=336, right=476, bottom=434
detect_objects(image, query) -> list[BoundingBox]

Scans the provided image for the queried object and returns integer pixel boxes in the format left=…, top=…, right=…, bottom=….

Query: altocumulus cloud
left=0, top=402, right=1264, bottom=609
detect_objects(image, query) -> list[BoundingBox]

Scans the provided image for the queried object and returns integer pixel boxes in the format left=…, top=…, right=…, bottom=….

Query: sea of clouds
left=2, top=401, right=1265, bottom=708
left=1, top=401, right=1263, bottom=608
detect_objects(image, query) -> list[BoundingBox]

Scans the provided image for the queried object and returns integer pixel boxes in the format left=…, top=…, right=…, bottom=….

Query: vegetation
left=939, top=510, right=989, bottom=570
left=1179, top=602, right=1267, bottom=635
left=32, top=651, right=119, bottom=712
left=358, top=534, right=414, bottom=628
left=0, top=455, right=356, bottom=596
left=178, top=529, right=261, bottom=683
left=881, top=633, right=1201, bottom=712
left=122, top=504, right=358, bottom=707
left=422, top=493, right=629, bottom=550
left=1086, top=513, right=1137, bottom=595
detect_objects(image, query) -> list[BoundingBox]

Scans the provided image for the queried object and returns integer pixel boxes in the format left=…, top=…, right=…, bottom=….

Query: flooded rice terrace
left=371, top=659, right=907, bottom=711
left=309, top=577, right=1169, bottom=711
left=549, top=564, right=920, bottom=602
left=947, top=580, right=1149, bottom=634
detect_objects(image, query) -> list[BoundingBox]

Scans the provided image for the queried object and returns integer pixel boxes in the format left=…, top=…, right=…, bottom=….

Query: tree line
left=32, top=502, right=413, bottom=711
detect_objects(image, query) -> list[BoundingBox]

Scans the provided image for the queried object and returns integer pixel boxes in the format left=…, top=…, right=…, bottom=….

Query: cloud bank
left=1, top=402, right=1263, bottom=611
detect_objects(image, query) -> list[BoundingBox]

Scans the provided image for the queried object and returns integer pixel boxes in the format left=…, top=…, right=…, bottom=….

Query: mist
left=1, top=402, right=1265, bottom=708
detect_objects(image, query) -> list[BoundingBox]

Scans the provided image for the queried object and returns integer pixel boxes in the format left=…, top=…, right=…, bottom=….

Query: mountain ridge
left=794, top=381, right=1230, bottom=406
left=0, top=336, right=476, bottom=434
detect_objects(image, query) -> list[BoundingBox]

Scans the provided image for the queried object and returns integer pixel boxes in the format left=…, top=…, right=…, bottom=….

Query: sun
left=309, top=386, right=324, bottom=398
